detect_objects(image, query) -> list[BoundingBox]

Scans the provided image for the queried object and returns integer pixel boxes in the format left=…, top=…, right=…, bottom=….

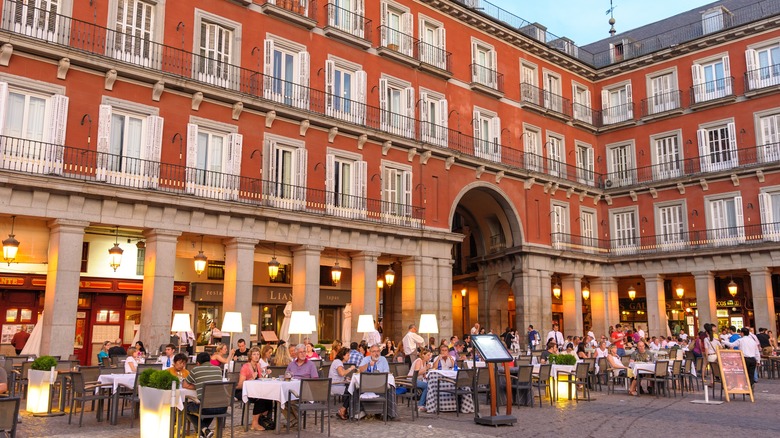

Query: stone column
left=41, top=219, right=89, bottom=358
left=139, top=229, right=181, bottom=352
left=562, top=274, right=584, bottom=337
left=749, top=267, right=777, bottom=333
left=292, top=245, right=323, bottom=344
left=693, top=271, right=717, bottom=327
left=400, top=257, right=422, bottom=333
left=644, top=274, right=667, bottom=338
left=590, top=277, right=619, bottom=338
left=514, top=269, right=548, bottom=334
left=434, top=256, right=454, bottom=339
left=222, top=237, right=258, bottom=346
left=350, top=251, right=381, bottom=343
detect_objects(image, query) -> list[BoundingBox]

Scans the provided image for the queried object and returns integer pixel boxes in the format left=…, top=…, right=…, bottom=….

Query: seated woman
left=540, top=340, right=558, bottom=364
left=329, top=347, right=356, bottom=397
left=210, top=342, right=233, bottom=368
left=272, top=344, right=292, bottom=367
left=329, top=340, right=342, bottom=361
left=432, top=345, right=455, bottom=370
left=380, top=338, right=396, bottom=357
left=97, top=341, right=110, bottom=365
left=134, top=341, right=147, bottom=358
left=124, top=347, right=140, bottom=373
left=305, top=343, right=321, bottom=360
left=594, top=341, right=609, bottom=359
left=606, top=344, right=631, bottom=392
left=410, top=349, right=433, bottom=412
left=238, top=347, right=274, bottom=431
left=576, top=342, right=589, bottom=359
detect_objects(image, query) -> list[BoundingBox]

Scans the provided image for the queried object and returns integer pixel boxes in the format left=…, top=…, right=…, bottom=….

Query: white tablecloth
left=98, top=373, right=135, bottom=392
left=241, top=378, right=300, bottom=408
left=347, top=373, right=396, bottom=394
left=532, top=364, right=576, bottom=375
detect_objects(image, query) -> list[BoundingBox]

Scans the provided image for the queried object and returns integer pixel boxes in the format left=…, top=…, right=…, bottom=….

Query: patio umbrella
left=341, top=303, right=352, bottom=345
left=21, top=315, right=43, bottom=356
left=131, top=323, right=140, bottom=346
left=278, top=301, right=293, bottom=344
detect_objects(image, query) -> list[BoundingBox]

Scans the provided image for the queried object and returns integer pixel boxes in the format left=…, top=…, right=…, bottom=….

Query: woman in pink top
left=210, top=343, right=233, bottom=367
left=304, top=343, right=320, bottom=360
left=238, top=347, right=272, bottom=430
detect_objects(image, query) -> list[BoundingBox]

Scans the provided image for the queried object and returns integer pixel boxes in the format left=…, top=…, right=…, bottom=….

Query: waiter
left=11, top=326, right=29, bottom=355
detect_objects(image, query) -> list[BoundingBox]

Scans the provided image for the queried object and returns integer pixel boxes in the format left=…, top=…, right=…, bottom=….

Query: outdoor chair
left=531, top=364, right=553, bottom=407
left=396, top=370, right=420, bottom=420
left=560, top=362, right=591, bottom=402
left=709, top=361, right=724, bottom=400
left=473, top=367, right=491, bottom=409
left=669, top=360, right=684, bottom=397
left=67, top=372, right=112, bottom=427
left=0, top=397, right=20, bottom=438
left=287, top=378, right=331, bottom=437
left=354, top=372, right=389, bottom=423
left=510, top=365, right=533, bottom=407
left=187, top=381, right=236, bottom=438
left=268, top=366, right=287, bottom=378
left=639, top=360, right=670, bottom=398
left=436, top=368, right=475, bottom=417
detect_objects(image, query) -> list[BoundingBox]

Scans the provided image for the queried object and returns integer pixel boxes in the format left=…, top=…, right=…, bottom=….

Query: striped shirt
left=183, top=364, right=223, bottom=400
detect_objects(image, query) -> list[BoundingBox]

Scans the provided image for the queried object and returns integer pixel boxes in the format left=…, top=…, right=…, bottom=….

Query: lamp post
left=288, top=311, right=312, bottom=345
left=171, top=313, right=193, bottom=353
left=419, top=314, right=438, bottom=352
left=461, top=288, right=467, bottom=335
left=221, top=311, right=243, bottom=354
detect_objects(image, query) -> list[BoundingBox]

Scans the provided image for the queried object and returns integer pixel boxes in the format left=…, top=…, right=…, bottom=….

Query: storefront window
left=196, top=305, right=221, bottom=345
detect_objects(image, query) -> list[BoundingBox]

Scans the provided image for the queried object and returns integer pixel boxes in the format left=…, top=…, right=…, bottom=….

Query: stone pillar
left=693, top=271, right=717, bottom=327
left=292, top=245, right=322, bottom=344
left=562, top=274, right=583, bottom=337
left=400, top=257, right=422, bottom=333
left=590, top=277, right=619, bottom=338
left=434, top=256, right=454, bottom=339
left=222, top=237, right=258, bottom=346
left=514, top=269, right=548, bottom=335
left=350, top=251, right=380, bottom=343
left=644, top=274, right=667, bottom=339
left=749, top=267, right=777, bottom=333
left=139, top=229, right=181, bottom=353
left=41, top=219, right=89, bottom=358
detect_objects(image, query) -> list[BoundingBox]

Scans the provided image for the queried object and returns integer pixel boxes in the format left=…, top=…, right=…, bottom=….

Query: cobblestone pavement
left=14, top=378, right=780, bottom=437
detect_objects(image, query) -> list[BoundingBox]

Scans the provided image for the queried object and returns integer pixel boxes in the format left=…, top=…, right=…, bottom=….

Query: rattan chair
left=287, top=378, right=331, bottom=437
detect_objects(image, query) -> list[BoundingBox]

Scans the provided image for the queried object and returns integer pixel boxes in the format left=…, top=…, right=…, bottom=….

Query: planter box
left=139, top=386, right=177, bottom=438
left=27, top=369, right=58, bottom=414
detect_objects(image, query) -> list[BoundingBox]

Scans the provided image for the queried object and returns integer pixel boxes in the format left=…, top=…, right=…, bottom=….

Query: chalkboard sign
left=471, top=334, right=513, bottom=363
left=716, top=349, right=754, bottom=402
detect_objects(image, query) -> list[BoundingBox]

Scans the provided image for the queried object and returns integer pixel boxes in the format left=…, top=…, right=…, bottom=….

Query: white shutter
left=601, top=89, right=610, bottom=124
left=294, top=147, right=307, bottom=204
left=263, top=139, right=275, bottom=183
left=473, top=109, right=481, bottom=146
left=186, top=123, right=199, bottom=170
left=491, top=116, right=500, bottom=156
left=297, top=51, right=310, bottom=107
left=325, top=153, right=335, bottom=193
left=143, top=115, right=163, bottom=162
left=625, top=83, right=633, bottom=119
left=745, top=49, right=758, bottom=89
left=263, top=39, right=274, bottom=97
left=0, top=82, right=8, bottom=138
left=404, top=87, right=414, bottom=138
left=355, top=70, right=367, bottom=123
left=691, top=64, right=703, bottom=102
left=96, top=104, right=113, bottom=181
left=324, top=60, right=335, bottom=114
left=587, top=147, right=594, bottom=182
left=722, top=55, right=731, bottom=95
left=227, top=133, right=243, bottom=176
left=727, top=122, right=737, bottom=166
left=759, top=192, right=773, bottom=235
left=419, top=92, right=428, bottom=139
left=470, top=41, right=478, bottom=81
left=354, top=0, right=365, bottom=37
left=355, top=160, right=367, bottom=211
left=438, top=98, right=448, bottom=145
left=437, top=26, right=446, bottom=51
left=48, top=94, right=69, bottom=146
left=401, top=12, right=413, bottom=56
left=380, top=2, right=387, bottom=46
left=402, top=170, right=412, bottom=216
left=734, top=195, right=744, bottom=240
left=378, top=78, right=388, bottom=129
left=697, top=128, right=709, bottom=171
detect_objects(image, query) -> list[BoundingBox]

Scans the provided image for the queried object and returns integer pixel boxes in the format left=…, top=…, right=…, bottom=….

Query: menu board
left=471, top=334, right=513, bottom=363
left=716, top=349, right=754, bottom=402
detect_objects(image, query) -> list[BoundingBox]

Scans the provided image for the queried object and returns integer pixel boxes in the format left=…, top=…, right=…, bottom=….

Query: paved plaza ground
left=13, top=377, right=780, bottom=437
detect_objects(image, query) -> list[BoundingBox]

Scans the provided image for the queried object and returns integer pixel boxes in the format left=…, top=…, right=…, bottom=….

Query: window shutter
left=48, top=94, right=69, bottom=146
left=734, top=195, right=744, bottom=239
left=403, top=170, right=412, bottom=216
left=419, top=92, right=428, bottom=138
left=401, top=13, right=413, bottom=56
left=470, top=41, right=478, bottom=81
left=378, top=78, right=388, bottom=128
left=96, top=104, right=112, bottom=181
left=491, top=116, right=500, bottom=155
left=759, top=192, right=773, bottom=233
left=141, top=115, right=163, bottom=187
left=600, top=89, right=610, bottom=124
left=691, top=64, right=703, bottom=101
left=263, top=139, right=275, bottom=184
left=473, top=109, right=481, bottom=142
left=186, top=123, right=199, bottom=170
left=722, top=55, right=731, bottom=95
left=354, top=0, right=365, bottom=37
left=294, top=147, right=307, bottom=203
left=227, top=133, right=243, bottom=176
left=697, top=128, right=709, bottom=171
left=325, top=153, right=335, bottom=193
left=324, top=60, right=335, bottom=114
left=745, top=49, right=758, bottom=89
left=587, top=147, right=594, bottom=181
left=0, top=82, right=8, bottom=137
left=380, top=2, right=387, bottom=46
left=404, top=87, right=414, bottom=138
left=438, top=98, right=448, bottom=144
left=727, top=122, right=738, bottom=167
left=625, top=83, right=633, bottom=118
left=437, top=26, right=446, bottom=51
left=355, top=160, right=367, bottom=211
left=263, top=39, right=274, bottom=97
left=355, top=70, right=367, bottom=123
left=297, top=51, right=310, bottom=107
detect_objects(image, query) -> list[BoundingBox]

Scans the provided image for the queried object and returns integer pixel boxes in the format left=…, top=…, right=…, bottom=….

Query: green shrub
left=31, top=355, right=57, bottom=371
left=139, top=369, right=180, bottom=390
left=549, top=354, right=577, bottom=365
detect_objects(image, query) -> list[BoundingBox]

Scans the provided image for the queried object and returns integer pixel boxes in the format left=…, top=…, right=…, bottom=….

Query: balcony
left=323, top=3, right=372, bottom=49
left=0, top=136, right=425, bottom=229
left=519, top=82, right=571, bottom=120
left=377, top=25, right=419, bottom=67
left=469, top=63, right=504, bottom=98
left=745, top=63, right=780, bottom=93
left=416, top=39, right=452, bottom=78
left=259, top=0, right=318, bottom=29
left=600, top=102, right=635, bottom=126
left=640, top=90, right=684, bottom=118
left=690, top=76, right=736, bottom=106
left=572, top=103, right=596, bottom=127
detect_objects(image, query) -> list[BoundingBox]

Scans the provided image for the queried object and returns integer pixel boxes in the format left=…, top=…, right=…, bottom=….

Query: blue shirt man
left=527, top=325, right=540, bottom=350
left=728, top=326, right=741, bottom=343
left=359, top=345, right=390, bottom=373
left=347, top=342, right=363, bottom=366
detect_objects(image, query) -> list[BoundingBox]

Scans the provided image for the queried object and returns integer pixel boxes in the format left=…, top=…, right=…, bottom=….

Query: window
left=575, top=142, right=594, bottom=185
left=601, top=83, right=633, bottom=124
left=195, top=14, right=240, bottom=89
left=185, top=120, right=242, bottom=200
left=0, top=78, right=68, bottom=176
left=707, top=195, right=744, bottom=245
left=572, top=82, right=591, bottom=122
left=692, top=55, right=731, bottom=103
left=379, top=76, right=414, bottom=138
left=473, top=108, right=500, bottom=162
left=523, top=126, right=542, bottom=172
left=380, top=1, right=412, bottom=56
left=80, top=242, right=89, bottom=273
left=520, top=62, right=538, bottom=104
left=607, top=142, right=635, bottom=187
left=580, top=209, right=597, bottom=251
left=263, top=37, right=310, bottom=109
left=651, top=132, right=682, bottom=179
left=551, top=203, right=568, bottom=249
left=326, top=150, right=366, bottom=218
left=4, top=0, right=65, bottom=43
left=611, top=209, right=638, bottom=253
left=697, top=121, right=737, bottom=172
left=109, top=0, right=156, bottom=67
left=702, top=7, right=727, bottom=34
left=543, top=71, right=562, bottom=112
left=136, top=245, right=145, bottom=275
left=647, top=71, right=679, bottom=114
left=382, top=162, right=412, bottom=221
left=758, top=112, right=780, bottom=163
left=419, top=17, right=446, bottom=69
left=328, top=0, right=365, bottom=38
left=656, top=203, right=686, bottom=248
left=324, top=59, right=366, bottom=124
left=420, top=90, right=447, bottom=147
left=746, top=42, right=780, bottom=90
left=759, top=191, right=780, bottom=241
left=263, top=134, right=307, bottom=209
left=546, top=133, right=564, bottom=178
left=471, top=39, right=497, bottom=89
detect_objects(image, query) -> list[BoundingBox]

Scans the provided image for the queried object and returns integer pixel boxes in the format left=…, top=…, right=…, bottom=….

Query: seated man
left=183, top=352, right=226, bottom=438
left=107, top=338, right=126, bottom=357
left=157, top=344, right=177, bottom=369
left=338, top=345, right=390, bottom=419
left=285, top=344, right=320, bottom=379
left=233, top=339, right=250, bottom=361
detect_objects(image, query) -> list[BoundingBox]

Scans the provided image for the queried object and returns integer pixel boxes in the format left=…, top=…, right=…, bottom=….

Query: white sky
left=487, top=0, right=716, bottom=45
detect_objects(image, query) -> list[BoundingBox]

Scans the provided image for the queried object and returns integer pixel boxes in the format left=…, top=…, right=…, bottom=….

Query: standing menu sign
left=716, top=349, right=754, bottom=402
left=470, top=334, right=517, bottom=427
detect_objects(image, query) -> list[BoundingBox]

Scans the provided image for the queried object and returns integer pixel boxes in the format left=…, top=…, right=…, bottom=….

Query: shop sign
left=191, top=283, right=351, bottom=305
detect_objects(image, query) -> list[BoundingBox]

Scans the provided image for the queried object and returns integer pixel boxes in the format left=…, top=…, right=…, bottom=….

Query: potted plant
left=27, top=355, right=58, bottom=414
left=548, top=353, right=577, bottom=365
left=138, top=369, right=181, bottom=438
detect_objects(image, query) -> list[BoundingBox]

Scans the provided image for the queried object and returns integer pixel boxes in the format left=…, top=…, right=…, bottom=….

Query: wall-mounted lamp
left=2, top=216, right=20, bottom=265
left=686, top=139, right=693, bottom=145
left=691, top=210, right=699, bottom=217
left=172, top=133, right=183, bottom=162
left=581, top=281, right=590, bottom=301
left=552, top=276, right=561, bottom=299
left=268, top=244, right=280, bottom=281
left=331, top=251, right=342, bottom=285
left=80, top=114, right=92, bottom=148
left=675, top=283, right=684, bottom=299
left=108, top=226, right=123, bottom=272
left=627, top=284, right=637, bottom=301
left=384, top=263, right=395, bottom=287
left=194, top=235, right=207, bottom=276
left=461, top=288, right=467, bottom=297
left=727, top=276, right=738, bottom=297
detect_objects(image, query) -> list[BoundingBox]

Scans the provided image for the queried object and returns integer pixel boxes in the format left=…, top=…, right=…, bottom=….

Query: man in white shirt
left=402, top=323, right=425, bottom=365
left=546, top=323, right=565, bottom=352
left=178, top=329, right=195, bottom=355
left=724, top=327, right=761, bottom=387
left=636, top=325, right=645, bottom=340
left=470, top=322, right=481, bottom=335
left=157, top=344, right=176, bottom=370
left=362, top=319, right=382, bottom=348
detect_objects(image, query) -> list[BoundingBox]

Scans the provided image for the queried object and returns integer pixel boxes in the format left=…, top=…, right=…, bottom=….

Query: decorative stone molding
left=152, top=81, right=164, bottom=101
left=566, top=187, right=574, bottom=199
left=191, top=92, right=203, bottom=111
left=357, top=134, right=368, bottom=149
left=382, top=141, right=392, bottom=156
left=57, top=58, right=70, bottom=80
left=104, top=70, right=118, bottom=91
left=475, top=165, right=485, bottom=179
left=730, top=174, right=739, bottom=186
left=629, top=190, right=637, bottom=202
left=524, top=178, right=535, bottom=190
left=649, top=188, right=658, bottom=199
left=444, top=156, right=455, bottom=170
left=676, top=183, right=685, bottom=194
left=265, top=111, right=276, bottom=128
left=0, top=43, right=13, bottom=66
left=232, top=102, right=243, bottom=120
left=420, top=150, right=432, bottom=165
left=756, top=169, right=765, bottom=182
left=604, top=195, right=612, bottom=205
left=299, top=119, right=310, bottom=136
left=328, top=127, right=338, bottom=143
left=699, top=178, right=708, bottom=191
left=407, top=148, right=417, bottom=162
left=495, top=170, right=505, bottom=183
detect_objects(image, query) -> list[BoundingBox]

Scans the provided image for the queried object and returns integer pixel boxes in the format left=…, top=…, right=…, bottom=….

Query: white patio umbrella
left=278, top=301, right=293, bottom=344
left=341, top=303, right=352, bottom=345
left=21, top=316, right=43, bottom=356
left=131, top=323, right=140, bottom=346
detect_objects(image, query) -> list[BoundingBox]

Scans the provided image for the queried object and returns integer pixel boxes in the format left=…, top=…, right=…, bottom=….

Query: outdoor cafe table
left=98, top=373, right=136, bottom=425
left=347, top=372, right=397, bottom=419
left=533, top=364, right=576, bottom=400
left=241, top=378, right=300, bottom=434
left=423, top=370, right=474, bottom=414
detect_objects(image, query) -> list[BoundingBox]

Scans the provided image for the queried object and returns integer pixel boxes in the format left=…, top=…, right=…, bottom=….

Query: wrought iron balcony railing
left=519, top=82, right=572, bottom=118
left=470, top=63, right=504, bottom=93
left=744, top=63, right=780, bottom=92
left=325, top=3, right=371, bottom=42
left=640, top=90, right=684, bottom=117
left=690, top=76, right=736, bottom=104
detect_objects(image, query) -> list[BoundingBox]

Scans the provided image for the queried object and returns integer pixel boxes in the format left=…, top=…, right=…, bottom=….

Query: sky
left=487, top=0, right=716, bottom=45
